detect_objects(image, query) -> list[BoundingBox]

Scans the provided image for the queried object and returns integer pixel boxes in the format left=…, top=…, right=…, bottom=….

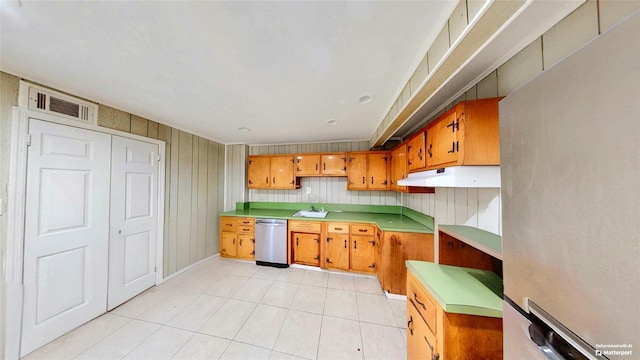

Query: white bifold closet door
left=21, top=120, right=160, bottom=357
left=21, top=119, right=112, bottom=356
left=108, top=135, right=158, bottom=310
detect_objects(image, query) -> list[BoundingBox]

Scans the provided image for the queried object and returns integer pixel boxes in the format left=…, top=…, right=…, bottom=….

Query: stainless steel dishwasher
left=255, top=219, right=288, bottom=268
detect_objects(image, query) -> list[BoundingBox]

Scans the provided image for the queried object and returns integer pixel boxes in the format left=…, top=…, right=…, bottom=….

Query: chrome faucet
left=310, top=205, right=316, bottom=212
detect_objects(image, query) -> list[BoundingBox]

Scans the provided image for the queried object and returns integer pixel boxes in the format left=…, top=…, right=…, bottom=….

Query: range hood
left=397, top=166, right=501, bottom=188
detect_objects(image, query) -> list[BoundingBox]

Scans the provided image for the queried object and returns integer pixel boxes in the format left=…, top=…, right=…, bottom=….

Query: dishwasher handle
left=255, top=219, right=287, bottom=226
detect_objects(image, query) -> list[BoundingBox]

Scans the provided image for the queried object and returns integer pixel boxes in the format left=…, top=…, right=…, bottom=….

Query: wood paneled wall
left=97, top=105, right=225, bottom=277
left=403, top=0, right=638, bottom=240
left=247, top=141, right=401, bottom=206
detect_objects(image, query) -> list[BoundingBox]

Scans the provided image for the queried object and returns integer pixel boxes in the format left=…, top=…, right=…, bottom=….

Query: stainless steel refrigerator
left=499, top=11, right=639, bottom=360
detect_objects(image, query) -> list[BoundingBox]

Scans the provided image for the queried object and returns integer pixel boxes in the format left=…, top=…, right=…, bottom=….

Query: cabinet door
left=271, top=155, right=295, bottom=189
left=346, top=153, right=367, bottom=190
left=367, top=153, right=389, bottom=190
left=407, top=303, right=439, bottom=360
left=248, top=156, right=271, bottom=188
left=295, top=154, right=320, bottom=176
left=220, top=232, right=237, bottom=257
left=326, top=233, right=350, bottom=270
left=294, top=232, right=320, bottom=266
left=237, top=233, right=255, bottom=259
left=390, top=144, right=407, bottom=191
left=321, top=154, right=346, bottom=175
left=427, top=110, right=459, bottom=167
left=350, top=235, right=375, bottom=273
left=407, top=132, right=426, bottom=171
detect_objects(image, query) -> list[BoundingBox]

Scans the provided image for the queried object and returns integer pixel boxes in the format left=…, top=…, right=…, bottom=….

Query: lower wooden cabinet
left=380, top=232, right=434, bottom=295
left=325, top=223, right=350, bottom=270
left=293, top=232, right=321, bottom=266
left=407, top=271, right=503, bottom=360
left=289, top=220, right=321, bottom=266
left=220, top=216, right=255, bottom=259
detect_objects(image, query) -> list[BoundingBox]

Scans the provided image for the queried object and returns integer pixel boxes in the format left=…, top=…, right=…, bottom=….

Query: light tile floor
left=24, top=257, right=408, bottom=360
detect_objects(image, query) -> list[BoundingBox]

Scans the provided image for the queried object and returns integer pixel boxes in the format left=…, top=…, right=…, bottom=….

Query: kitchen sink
left=292, top=210, right=328, bottom=218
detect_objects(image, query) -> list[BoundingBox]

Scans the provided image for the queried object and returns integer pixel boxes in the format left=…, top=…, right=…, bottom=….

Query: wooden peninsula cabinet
left=379, top=231, right=433, bottom=295
left=406, top=263, right=503, bottom=360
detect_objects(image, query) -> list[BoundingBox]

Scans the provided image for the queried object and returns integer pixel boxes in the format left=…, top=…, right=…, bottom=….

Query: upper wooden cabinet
left=295, top=154, right=320, bottom=176
left=346, top=151, right=389, bottom=191
left=424, top=98, right=501, bottom=170
left=321, top=153, right=347, bottom=175
left=248, top=155, right=297, bottom=189
left=407, top=131, right=426, bottom=171
left=390, top=144, right=407, bottom=192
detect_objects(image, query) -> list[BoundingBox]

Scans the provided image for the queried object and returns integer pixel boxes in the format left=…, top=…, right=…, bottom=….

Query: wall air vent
left=19, top=81, right=98, bottom=125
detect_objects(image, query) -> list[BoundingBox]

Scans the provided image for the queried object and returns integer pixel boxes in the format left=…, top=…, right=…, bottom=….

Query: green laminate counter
left=438, top=224, right=502, bottom=260
left=406, top=260, right=503, bottom=318
left=221, top=209, right=433, bottom=234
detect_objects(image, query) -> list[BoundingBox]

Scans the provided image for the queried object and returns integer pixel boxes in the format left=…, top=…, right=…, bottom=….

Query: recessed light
left=238, top=127, right=250, bottom=132
left=358, top=93, right=374, bottom=104
left=327, top=119, right=338, bottom=125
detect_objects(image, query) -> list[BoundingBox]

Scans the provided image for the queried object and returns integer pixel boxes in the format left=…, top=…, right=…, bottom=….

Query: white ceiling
left=0, top=1, right=457, bottom=145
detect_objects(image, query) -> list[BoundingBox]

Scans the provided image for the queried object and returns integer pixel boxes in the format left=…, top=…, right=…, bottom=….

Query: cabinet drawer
left=351, top=224, right=374, bottom=235
left=237, top=225, right=255, bottom=234
left=328, top=223, right=349, bottom=234
left=289, top=220, right=321, bottom=233
left=221, top=217, right=237, bottom=232
left=408, top=271, right=437, bottom=334
left=237, top=217, right=255, bottom=226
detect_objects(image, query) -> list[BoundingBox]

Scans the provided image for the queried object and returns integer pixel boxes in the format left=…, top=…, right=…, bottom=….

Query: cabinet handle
left=371, top=176, right=374, bottom=184
left=296, top=237, right=298, bottom=246
left=248, top=180, right=253, bottom=184
left=250, top=250, right=255, bottom=255
left=358, top=229, right=367, bottom=233
left=418, top=148, right=423, bottom=160
left=314, top=255, right=320, bottom=260
left=265, top=176, right=269, bottom=184
left=251, top=238, right=255, bottom=243
left=225, top=223, right=233, bottom=227
left=362, top=176, right=365, bottom=184
left=413, top=292, right=426, bottom=310
left=326, top=237, right=332, bottom=242
left=448, top=142, right=455, bottom=153
left=369, top=240, right=376, bottom=246
left=273, top=176, right=276, bottom=183
left=315, top=238, right=320, bottom=243
left=335, top=227, right=342, bottom=231
left=354, top=240, right=357, bottom=249
left=316, top=163, right=318, bottom=171
left=427, top=144, right=432, bottom=158
left=239, top=239, right=243, bottom=246
left=326, top=257, right=333, bottom=264
left=369, top=263, right=375, bottom=269
left=323, top=163, right=326, bottom=171
left=344, top=240, right=347, bottom=249
left=407, top=315, right=414, bottom=336
left=424, top=336, right=438, bottom=360
left=232, top=238, right=235, bottom=245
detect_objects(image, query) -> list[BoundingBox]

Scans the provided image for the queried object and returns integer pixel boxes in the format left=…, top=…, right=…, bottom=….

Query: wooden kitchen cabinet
left=321, top=153, right=347, bottom=175
left=350, top=224, right=376, bottom=273
left=407, top=270, right=503, bottom=359
left=247, top=155, right=297, bottom=189
left=425, top=98, right=501, bottom=169
left=390, top=144, right=407, bottom=192
left=220, top=216, right=255, bottom=259
left=295, top=154, right=320, bottom=176
left=346, top=151, right=389, bottom=191
left=407, top=131, right=426, bottom=171
left=220, top=232, right=237, bottom=258
left=293, top=233, right=320, bottom=266
left=289, top=220, right=321, bottom=266
left=325, top=223, right=350, bottom=270
left=381, top=231, right=434, bottom=295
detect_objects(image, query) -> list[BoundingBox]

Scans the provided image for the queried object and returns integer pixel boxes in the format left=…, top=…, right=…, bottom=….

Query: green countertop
left=221, top=204, right=434, bottom=234
left=406, top=260, right=503, bottom=318
left=438, top=225, right=502, bottom=259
